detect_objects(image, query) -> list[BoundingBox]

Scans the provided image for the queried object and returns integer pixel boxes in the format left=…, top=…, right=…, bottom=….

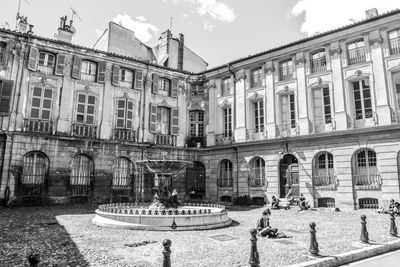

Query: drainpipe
left=233, top=146, right=239, bottom=198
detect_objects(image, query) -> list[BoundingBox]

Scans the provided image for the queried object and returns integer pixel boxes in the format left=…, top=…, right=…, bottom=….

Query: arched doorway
left=186, top=161, right=206, bottom=200
left=279, top=154, right=299, bottom=198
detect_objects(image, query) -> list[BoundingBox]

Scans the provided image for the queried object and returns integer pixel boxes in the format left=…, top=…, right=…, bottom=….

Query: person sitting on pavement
left=286, top=187, right=295, bottom=205
left=256, top=209, right=287, bottom=238
left=378, top=199, right=400, bottom=215
left=271, top=196, right=280, bottom=209
left=256, top=209, right=271, bottom=233
left=298, top=193, right=310, bottom=211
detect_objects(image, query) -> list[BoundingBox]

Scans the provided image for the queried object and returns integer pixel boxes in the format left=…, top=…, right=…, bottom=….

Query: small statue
left=168, top=189, right=181, bottom=208
left=149, top=193, right=165, bottom=210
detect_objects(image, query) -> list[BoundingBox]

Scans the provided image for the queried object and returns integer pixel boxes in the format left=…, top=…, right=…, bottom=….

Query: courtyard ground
left=0, top=204, right=399, bottom=267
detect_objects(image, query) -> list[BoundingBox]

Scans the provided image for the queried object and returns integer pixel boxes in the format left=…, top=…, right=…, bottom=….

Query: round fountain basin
left=92, top=203, right=232, bottom=231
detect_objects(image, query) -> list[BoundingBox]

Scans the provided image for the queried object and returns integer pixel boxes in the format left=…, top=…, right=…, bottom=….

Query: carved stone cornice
left=218, top=99, right=232, bottom=108
left=329, top=47, right=342, bottom=56
left=264, top=66, right=275, bottom=73
left=295, top=57, right=306, bottom=65
left=235, top=70, right=246, bottom=82
left=369, top=36, right=383, bottom=46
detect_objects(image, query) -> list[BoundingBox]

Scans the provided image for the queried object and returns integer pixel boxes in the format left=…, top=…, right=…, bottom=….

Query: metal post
left=162, top=239, right=172, bottom=267
left=309, top=222, right=319, bottom=256
left=249, top=229, right=260, bottom=267
left=360, top=215, right=369, bottom=243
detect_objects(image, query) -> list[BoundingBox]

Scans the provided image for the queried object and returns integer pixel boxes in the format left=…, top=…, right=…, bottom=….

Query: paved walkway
left=344, top=250, right=400, bottom=266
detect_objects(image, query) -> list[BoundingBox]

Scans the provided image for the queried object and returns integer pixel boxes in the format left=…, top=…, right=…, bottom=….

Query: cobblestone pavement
left=0, top=204, right=398, bottom=267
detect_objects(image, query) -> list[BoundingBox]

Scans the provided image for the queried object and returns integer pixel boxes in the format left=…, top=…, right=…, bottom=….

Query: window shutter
left=171, top=108, right=179, bottom=135
left=112, top=64, right=120, bottom=86
left=134, top=69, right=143, bottom=90
left=27, top=46, right=39, bottom=71
left=171, top=78, right=178, bottom=97
left=97, top=61, right=107, bottom=83
left=71, top=55, right=82, bottom=79
left=0, top=80, right=13, bottom=114
left=152, top=74, right=159, bottom=94
left=55, top=54, right=66, bottom=76
left=149, top=104, right=157, bottom=133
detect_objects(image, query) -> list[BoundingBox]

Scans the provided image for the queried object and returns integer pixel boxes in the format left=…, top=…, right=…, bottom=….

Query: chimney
left=178, top=33, right=184, bottom=71
left=17, top=16, right=29, bottom=34
left=57, top=16, right=74, bottom=43
left=366, top=8, right=378, bottom=19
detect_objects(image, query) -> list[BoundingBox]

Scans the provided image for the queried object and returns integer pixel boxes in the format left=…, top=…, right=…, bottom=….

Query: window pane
left=118, top=100, right=125, bottom=109
left=31, top=108, right=39, bottom=118
left=42, top=110, right=50, bottom=119
left=77, top=104, right=85, bottom=113
left=78, top=94, right=86, bottom=103
left=44, top=89, right=52, bottom=98
left=86, top=115, right=94, bottom=124
left=42, top=99, right=51, bottom=109
left=33, top=87, right=42, bottom=97
left=88, top=95, right=95, bottom=105
left=32, top=98, right=41, bottom=107
left=117, top=110, right=124, bottom=118
left=77, top=114, right=84, bottom=123
left=87, top=105, right=95, bottom=115
left=117, top=119, right=124, bottom=128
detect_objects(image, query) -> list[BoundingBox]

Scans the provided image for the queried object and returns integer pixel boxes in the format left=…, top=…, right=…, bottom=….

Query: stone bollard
left=360, top=215, right=369, bottom=243
left=28, top=253, right=41, bottom=267
left=309, top=222, right=319, bottom=256
left=390, top=212, right=398, bottom=236
left=162, top=239, right=172, bottom=267
left=266, top=217, right=270, bottom=228
left=249, top=229, right=260, bottom=267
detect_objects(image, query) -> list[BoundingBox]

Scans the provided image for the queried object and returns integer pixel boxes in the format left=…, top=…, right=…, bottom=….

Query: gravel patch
left=0, top=204, right=398, bottom=266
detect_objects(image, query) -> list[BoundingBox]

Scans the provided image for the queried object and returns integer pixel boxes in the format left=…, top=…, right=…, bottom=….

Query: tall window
left=313, top=152, right=334, bottom=186
left=310, top=50, right=327, bottom=73
left=81, top=61, right=97, bottom=82
left=30, top=86, right=53, bottom=120
left=253, top=100, right=264, bottom=133
left=250, top=67, right=262, bottom=88
left=281, top=94, right=296, bottom=128
left=389, top=29, right=400, bottom=55
left=37, top=52, right=55, bottom=75
left=221, top=77, right=231, bottom=95
left=347, top=39, right=366, bottom=65
left=156, top=106, right=171, bottom=134
left=312, top=87, right=331, bottom=132
left=112, top=157, right=133, bottom=188
left=218, top=160, right=233, bottom=187
left=116, top=98, right=134, bottom=129
left=189, top=111, right=204, bottom=137
left=22, top=151, right=49, bottom=185
left=160, top=78, right=171, bottom=96
left=76, top=93, right=96, bottom=125
left=0, top=42, right=6, bottom=64
left=353, top=148, right=379, bottom=187
left=223, top=107, right=232, bottom=137
left=0, top=80, right=13, bottom=114
left=352, top=79, right=372, bottom=120
left=120, top=68, right=134, bottom=88
left=191, top=84, right=204, bottom=96
left=249, top=157, right=265, bottom=187
left=393, top=72, right=400, bottom=110
left=279, top=59, right=293, bottom=81
left=70, top=154, right=93, bottom=186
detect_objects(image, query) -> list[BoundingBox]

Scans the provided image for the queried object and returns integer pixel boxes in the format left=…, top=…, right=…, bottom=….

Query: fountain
left=92, top=160, right=232, bottom=231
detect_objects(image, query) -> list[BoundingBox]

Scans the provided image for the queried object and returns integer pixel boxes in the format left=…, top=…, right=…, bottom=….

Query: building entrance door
left=279, top=154, right=299, bottom=198
left=186, top=161, right=206, bottom=200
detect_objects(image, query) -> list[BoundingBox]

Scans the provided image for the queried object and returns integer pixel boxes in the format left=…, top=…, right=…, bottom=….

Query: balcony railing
left=81, top=73, right=96, bottom=82
left=348, top=113, right=377, bottom=129
left=278, top=66, right=293, bottom=81
left=153, top=134, right=177, bottom=146
left=313, top=174, right=338, bottom=190
left=312, top=118, right=336, bottom=133
left=72, top=123, right=97, bottom=138
left=311, top=57, right=327, bottom=73
left=389, top=37, right=400, bottom=55
left=113, top=128, right=136, bottom=142
left=119, top=81, right=133, bottom=89
left=249, top=178, right=266, bottom=188
left=24, top=118, right=53, bottom=134
left=353, top=173, right=382, bottom=190
left=37, top=65, right=54, bottom=75
left=215, top=132, right=234, bottom=145
left=246, top=128, right=267, bottom=141
left=277, top=123, right=299, bottom=138
left=347, top=47, right=366, bottom=65
left=217, top=178, right=233, bottom=187
left=186, top=136, right=206, bottom=148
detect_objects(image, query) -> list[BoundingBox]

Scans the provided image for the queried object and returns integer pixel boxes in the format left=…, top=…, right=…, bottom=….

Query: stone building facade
left=1, top=9, right=400, bottom=210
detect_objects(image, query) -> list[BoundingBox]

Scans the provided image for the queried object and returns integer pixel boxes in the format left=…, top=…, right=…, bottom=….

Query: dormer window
left=389, top=29, right=400, bottom=55
left=221, top=77, right=231, bottom=95
left=310, top=50, right=327, bottom=73
left=347, top=39, right=366, bottom=65
left=120, top=68, right=134, bottom=88
left=160, top=77, right=171, bottom=96
left=37, top=52, right=55, bottom=75
left=250, top=67, right=262, bottom=88
left=81, top=61, right=97, bottom=82
left=279, top=59, right=293, bottom=81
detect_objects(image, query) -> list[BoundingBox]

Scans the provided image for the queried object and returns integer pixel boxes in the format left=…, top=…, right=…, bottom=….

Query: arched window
left=22, top=151, right=49, bottom=185
left=112, top=157, right=134, bottom=188
left=70, top=154, right=93, bottom=186
left=249, top=157, right=265, bottom=187
left=352, top=148, right=381, bottom=189
left=312, top=152, right=336, bottom=188
left=218, top=160, right=233, bottom=187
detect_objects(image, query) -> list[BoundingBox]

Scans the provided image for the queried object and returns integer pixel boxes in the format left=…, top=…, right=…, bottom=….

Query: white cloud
left=112, top=14, right=159, bottom=42
left=291, top=0, right=399, bottom=36
left=203, top=21, right=216, bottom=31
left=165, top=0, right=235, bottom=23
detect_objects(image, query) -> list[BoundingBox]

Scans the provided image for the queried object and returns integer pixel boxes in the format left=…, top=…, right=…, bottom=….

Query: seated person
left=256, top=209, right=271, bottom=232
left=378, top=199, right=400, bottom=215
left=271, top=196, right=280, bottom=209
left=286, top=187, right=295, bottom=205
left=256, top=210, right=287, bottom=238
left=298, top=193, right=310, bottom=210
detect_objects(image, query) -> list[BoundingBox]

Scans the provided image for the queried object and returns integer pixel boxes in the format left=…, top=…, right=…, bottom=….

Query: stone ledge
left=286, top=238, right=400, bottom=267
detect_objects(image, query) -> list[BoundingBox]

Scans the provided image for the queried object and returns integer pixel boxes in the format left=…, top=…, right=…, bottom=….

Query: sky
left=0, top=0, right=399, bottom=68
